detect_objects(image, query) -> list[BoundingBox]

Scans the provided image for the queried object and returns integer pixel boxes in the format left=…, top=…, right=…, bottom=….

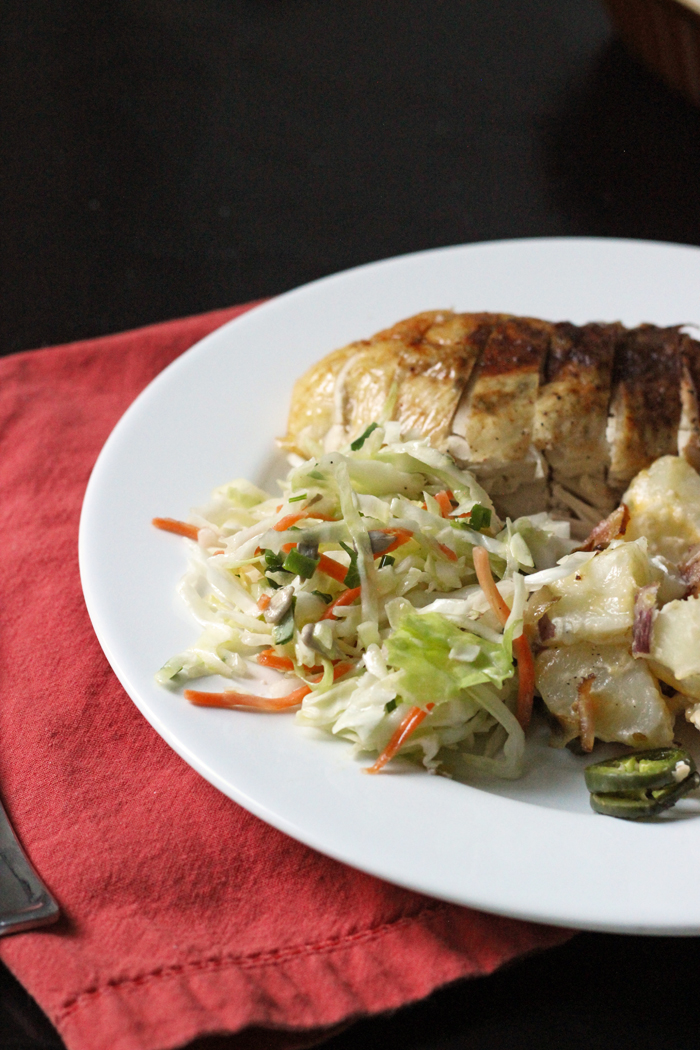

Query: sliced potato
left=536, top=642, right=674, bottom=749
left=623, top=455, right=700, bottom=563
left=650, top=595, right=700, bottom=681
left=544, top=539, right=652, bottom=646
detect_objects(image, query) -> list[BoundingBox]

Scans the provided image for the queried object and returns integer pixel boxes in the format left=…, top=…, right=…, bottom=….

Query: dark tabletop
left=3, top=1, right=700, bottom=1047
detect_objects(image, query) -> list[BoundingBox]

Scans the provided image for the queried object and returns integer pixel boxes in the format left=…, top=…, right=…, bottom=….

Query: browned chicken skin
left=283, top=311, right=700, bottom=530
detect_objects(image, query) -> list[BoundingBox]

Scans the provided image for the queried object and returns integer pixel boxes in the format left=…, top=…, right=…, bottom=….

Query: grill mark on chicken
left=607, top=325, right=684, bottom=489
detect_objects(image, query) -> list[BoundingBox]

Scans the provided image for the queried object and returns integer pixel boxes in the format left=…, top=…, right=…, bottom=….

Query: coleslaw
left=154, top=422, right=578, bottom=778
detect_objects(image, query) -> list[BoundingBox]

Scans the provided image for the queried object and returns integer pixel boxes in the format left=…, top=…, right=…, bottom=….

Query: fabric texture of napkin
left=0, top=304, right=572, bottom=1050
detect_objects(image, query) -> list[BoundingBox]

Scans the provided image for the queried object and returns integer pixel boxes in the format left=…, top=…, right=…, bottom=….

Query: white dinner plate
left=80, top=237, right=700, bottom=935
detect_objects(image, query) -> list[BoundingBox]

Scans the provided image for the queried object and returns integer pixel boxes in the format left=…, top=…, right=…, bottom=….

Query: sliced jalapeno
left=585, top=748, right=697, bottom=795
left=590, top=772, right=700, bottom=820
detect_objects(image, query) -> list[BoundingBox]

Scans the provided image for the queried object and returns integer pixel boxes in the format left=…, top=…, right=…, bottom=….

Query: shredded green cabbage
left=156, top=421, right=573, bottom=778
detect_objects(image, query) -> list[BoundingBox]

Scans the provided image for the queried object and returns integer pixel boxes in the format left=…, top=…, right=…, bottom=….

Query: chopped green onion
left=283, top=547, right=320, bottom=579
left=312, top=590, right=333, bottom=604
left=469, top=504, right=492, bottom=530
left=267, top=570, right=293, bottom=587
left=339, top=541, right=360, bottom=588
left=288, top=494, right=307, bottom=503
left=264, top=548, right=285, bottom=572
left=308, top=470, right=324, bottom=480
left=265, top=576, right=282, bottom=590
left=272, top=599, right=296, bottom=644
left=350, top=422, right=379, bottom=451
left=384, top=698, right=398, bottom=714
left=379, top=554, right=395, bottom=568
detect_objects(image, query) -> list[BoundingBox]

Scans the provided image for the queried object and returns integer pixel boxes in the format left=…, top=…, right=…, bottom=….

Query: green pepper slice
left=590, top=772, right=700, bottom=820
left=584, top=748, right=697, bottom=794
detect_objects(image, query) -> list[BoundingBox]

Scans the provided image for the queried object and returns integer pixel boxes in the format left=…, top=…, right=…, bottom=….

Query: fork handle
left=0, top=799, right=59, bottom=936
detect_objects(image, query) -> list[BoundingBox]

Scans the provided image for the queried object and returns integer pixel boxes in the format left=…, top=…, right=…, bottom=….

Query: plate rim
left=80, top=236, right=700, bottom=936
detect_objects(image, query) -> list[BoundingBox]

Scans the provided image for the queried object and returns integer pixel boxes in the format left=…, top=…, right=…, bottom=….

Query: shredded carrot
left=434, top=490, right=454, bottom=518
left=437, top=542, right=457, bottom=562
left=513, top=634, right=535, bottom=728
left=472, top=546, right=535, bottom=728
left=274, top=510, right=339, bottom=533
left=317, top=553, right=349, bottom=583
left=281, top=542, right=296, bottom=553
left=257, top=649, right=294, bottom=671
left=366, top=703, right=435, bottom=774
left=472, top=547, right=511, bottom=624
left=152, top=517, right=199, bottom=541
left=256, top=650, right=324, bottom=674
left=374, top=527, right=414, bottom=556
left=257, top=594, right=271, bottom=612
left=184, top=659, right=355, bottom=712
left=330, top=661, right=354, bottom=682
left=184, top=685, right=310, bottom=711
left=321, top=586, right=362, bottom=620
left=274, top=512, right=306, bottom=532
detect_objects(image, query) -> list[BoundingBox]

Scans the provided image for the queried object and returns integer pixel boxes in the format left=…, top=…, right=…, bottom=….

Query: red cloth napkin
left=0, top=305, right=572, bottom=1050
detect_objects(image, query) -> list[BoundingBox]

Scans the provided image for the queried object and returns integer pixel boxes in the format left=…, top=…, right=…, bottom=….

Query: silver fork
left=0, top=798, right=58, bottom=935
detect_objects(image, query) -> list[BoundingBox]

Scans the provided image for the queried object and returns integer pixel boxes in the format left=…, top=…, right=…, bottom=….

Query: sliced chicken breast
left=283, top=311, right=700, bottom=529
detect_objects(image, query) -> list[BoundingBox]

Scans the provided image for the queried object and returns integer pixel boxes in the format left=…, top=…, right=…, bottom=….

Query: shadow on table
left=544, top=39, right=700, bottom=247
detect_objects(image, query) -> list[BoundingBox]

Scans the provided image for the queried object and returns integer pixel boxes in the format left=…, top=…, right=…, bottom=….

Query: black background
left=3, top=1, right=700, bottom=1047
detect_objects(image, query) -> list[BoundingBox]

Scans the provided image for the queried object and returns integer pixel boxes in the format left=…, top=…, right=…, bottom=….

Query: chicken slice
left=283, top=311, right=496, bottom=456
left=607, top=325, right=684, bottom=490
left=390, top=311, right=497, bottom=449
left=451, top=316, right=552, bottom=463
left=446, top=317, right=552, bottom=516
left=679, top=328, right=700, bottom=472
left=283, top=341, right=363, bottom=457
left=533, top=322, right=620, bottom=518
